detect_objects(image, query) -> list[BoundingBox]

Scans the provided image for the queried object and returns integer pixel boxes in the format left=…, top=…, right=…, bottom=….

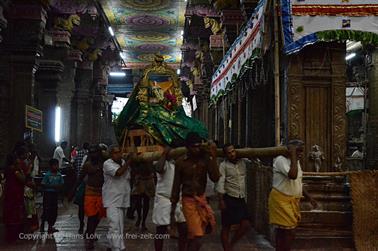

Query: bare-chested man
left=171, top=132, right=220, bottom=251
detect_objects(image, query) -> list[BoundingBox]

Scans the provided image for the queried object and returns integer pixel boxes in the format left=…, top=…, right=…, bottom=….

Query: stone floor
left=0, top=196, right=355, bottom=251
left=0, top=195, right=274, bottom=251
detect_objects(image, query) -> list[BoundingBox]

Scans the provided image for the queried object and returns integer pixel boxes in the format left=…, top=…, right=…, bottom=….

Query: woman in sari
left=3, top=146, right=28, bottom=243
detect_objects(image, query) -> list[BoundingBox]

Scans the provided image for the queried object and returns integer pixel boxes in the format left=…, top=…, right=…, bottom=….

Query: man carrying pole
left=216, top=143, right=252, bottom=251
left=268, top=139, right=318, bottom=251
left=170, top=132, right=220, bottom=251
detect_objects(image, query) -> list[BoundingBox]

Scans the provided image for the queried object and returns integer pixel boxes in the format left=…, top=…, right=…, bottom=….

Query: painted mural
left=99, top=0, right=186, bottom=67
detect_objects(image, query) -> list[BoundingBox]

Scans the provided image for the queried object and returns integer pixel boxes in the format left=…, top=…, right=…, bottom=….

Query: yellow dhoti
left=268, top=188, right=301, bottom=229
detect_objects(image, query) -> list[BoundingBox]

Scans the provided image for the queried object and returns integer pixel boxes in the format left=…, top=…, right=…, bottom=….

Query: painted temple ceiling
left=99, top=0, right=187, bottom=68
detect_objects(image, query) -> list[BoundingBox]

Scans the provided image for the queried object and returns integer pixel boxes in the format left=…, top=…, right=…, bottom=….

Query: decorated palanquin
left=116, top=55, right=208, bottom=153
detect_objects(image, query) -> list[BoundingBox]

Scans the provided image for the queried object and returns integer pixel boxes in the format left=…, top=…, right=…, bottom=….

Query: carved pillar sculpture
left=367, top=49, right=378, bottom=169
left=35, top=60, right=64, bottom=159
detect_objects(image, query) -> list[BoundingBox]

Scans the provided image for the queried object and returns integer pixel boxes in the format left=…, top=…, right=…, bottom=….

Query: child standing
left=40, top=158, right=64, bottom=234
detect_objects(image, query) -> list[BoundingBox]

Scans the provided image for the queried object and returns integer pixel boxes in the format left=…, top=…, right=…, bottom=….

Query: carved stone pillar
left=367, top=49, right=378, bottom=169
left=73, top=61, right=93, bottom=146
left=42, top=31, right=74, bottom=146
left=92, top=60, right=109, bottom=143
left=58, top=59, right=78, bottom=147
left=66, top=50, right=83, bottom=146
left=0, top=2, right=47, bottom=161
left=35, top=60, right=64, bottom=159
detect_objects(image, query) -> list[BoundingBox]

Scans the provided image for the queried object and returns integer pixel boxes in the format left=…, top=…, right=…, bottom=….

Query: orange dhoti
left=182, top=194, right=216, bottom=239
left=84, top=186, right=106, bottom=218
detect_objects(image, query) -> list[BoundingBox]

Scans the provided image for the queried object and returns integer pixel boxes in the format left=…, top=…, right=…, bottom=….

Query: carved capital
left=35, top=59, right=64, bottom=86
left=47, top=30, right=71, bottom=47
left=4, top=3, right=48, bottom=54
left=8, top=4, right=47, bottom=22
left=67, top=49, right=83, bottom=62
left=220, top=9, right=245, bottom=25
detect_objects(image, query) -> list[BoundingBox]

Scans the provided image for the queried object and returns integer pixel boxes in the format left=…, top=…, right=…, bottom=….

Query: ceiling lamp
left=109, top=72, right=126, bottom=77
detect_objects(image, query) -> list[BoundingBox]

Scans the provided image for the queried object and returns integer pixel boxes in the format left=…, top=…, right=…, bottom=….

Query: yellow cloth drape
left=268, top=188, right=301, bottom=229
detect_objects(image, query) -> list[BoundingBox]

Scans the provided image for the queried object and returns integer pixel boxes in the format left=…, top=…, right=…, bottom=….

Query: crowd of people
left=1, top=133, right=317, bottom=251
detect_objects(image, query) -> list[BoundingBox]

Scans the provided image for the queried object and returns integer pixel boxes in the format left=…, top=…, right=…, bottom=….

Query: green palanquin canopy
left=115, top=57, right=208, bottom=146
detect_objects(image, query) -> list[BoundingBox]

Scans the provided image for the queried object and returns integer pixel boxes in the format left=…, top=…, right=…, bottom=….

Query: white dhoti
left=152, top=194, right=186, bottom=226
left=106, top=207, right=126, bottom=251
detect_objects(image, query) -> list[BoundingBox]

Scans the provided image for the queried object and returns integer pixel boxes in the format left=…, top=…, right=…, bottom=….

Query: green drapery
left=115, top=86, right=208, bottom=146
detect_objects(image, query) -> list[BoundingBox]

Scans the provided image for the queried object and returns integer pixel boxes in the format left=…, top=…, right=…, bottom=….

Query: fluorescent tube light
left=108, top=26, right=114, bottom=37
left=109, top=72, right=126, bottom=77
left=345, top=53, right=356, bottom=61
left=55, top=106, right=61, bottom=143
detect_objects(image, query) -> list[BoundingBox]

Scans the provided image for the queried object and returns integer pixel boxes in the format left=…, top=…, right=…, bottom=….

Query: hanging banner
left=210, top=0, right=266, bottom=104
left=25, top=105, right=43, bottom=132
left=282, top=0, right=378, bottom=54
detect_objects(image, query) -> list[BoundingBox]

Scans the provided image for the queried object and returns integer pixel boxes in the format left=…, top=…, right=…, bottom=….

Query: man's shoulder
left=274, top=155, right=288, bottom=163
left=220, top=160, right=227, bottom=167
left=273, top=155, right=290, bottom=170
left=103, top=158, right=113, bottom=165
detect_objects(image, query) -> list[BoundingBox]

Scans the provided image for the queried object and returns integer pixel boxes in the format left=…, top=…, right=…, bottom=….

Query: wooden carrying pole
left=128, top=146, right=288, bottom=162
left=273, top=0, right=281, bottom=146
